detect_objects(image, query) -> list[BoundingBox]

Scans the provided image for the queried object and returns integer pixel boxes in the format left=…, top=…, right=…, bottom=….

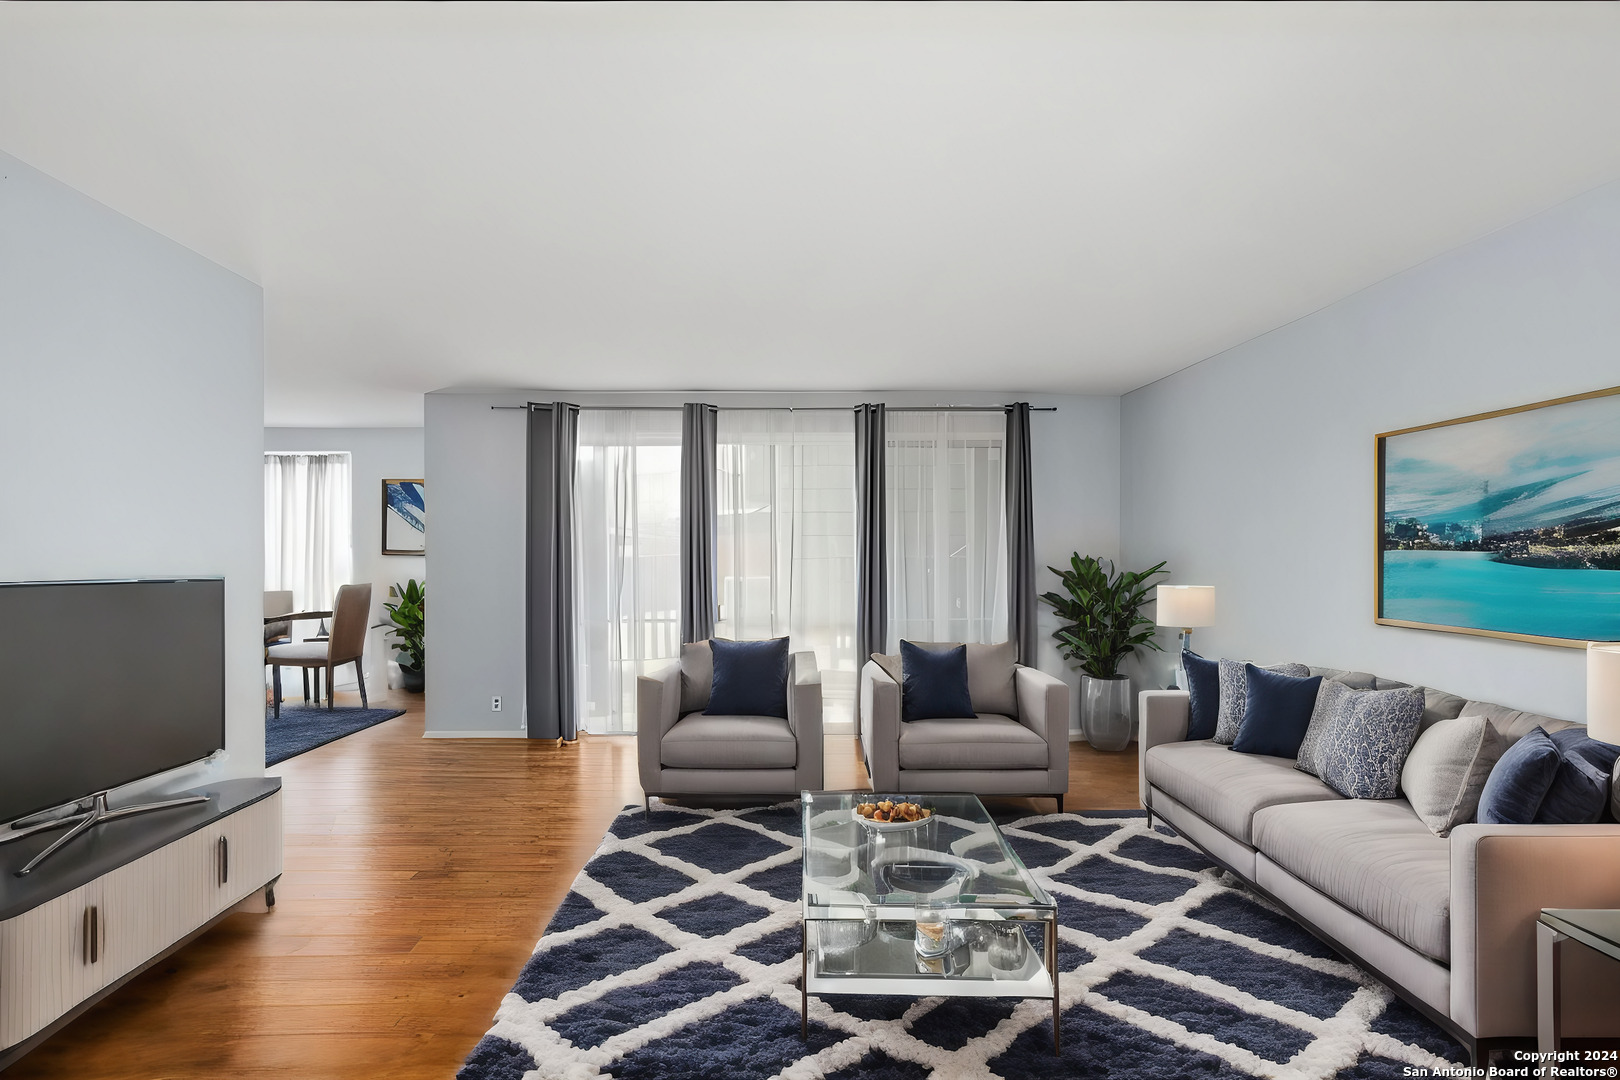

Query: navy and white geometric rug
left=459, top=804, right=1466, bottom=1080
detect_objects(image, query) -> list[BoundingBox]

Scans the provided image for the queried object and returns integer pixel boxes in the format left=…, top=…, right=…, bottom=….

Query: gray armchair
left=859, top=641, right=1070, bottom=810
left=637, top=640, right=824, bottom=807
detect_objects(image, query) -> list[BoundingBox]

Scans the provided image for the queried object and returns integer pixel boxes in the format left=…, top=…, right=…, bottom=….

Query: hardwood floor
left=6, top=690, right=1141, bottom=1079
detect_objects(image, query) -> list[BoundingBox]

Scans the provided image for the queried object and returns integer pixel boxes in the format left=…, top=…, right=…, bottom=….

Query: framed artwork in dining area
left=382, top=478, right=426, bottom=555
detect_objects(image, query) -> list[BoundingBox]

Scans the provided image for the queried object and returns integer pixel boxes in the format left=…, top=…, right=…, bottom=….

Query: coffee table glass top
left=801, top=791, right=1055, bottom=921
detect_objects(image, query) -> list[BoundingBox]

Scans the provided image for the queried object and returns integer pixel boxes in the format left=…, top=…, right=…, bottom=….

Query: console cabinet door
left=98, top=832, right=215, bottom=987
left=210, top=792, right=283, bottom=916
left=0, top=882, right=104, bottom=1050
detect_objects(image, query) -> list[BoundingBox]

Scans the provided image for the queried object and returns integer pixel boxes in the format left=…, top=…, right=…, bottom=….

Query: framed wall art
left=1376, top=385, right=1620, bottom=647
left=383, top=478, right=426, bottom=555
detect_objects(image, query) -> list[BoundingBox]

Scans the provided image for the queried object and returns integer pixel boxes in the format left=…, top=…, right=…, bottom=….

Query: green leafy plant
left=384, top=579, right=424, bottom=675
left=1040, top=555, right=1168, bottom=679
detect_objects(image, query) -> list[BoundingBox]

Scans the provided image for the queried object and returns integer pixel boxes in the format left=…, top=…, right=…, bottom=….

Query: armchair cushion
left=899, top=641, right=974, bottom=721
left=706, top=637, right=789, bottom=719
left=661, top=713, right=798, bottom=770
left=679, top=640, right=713, bottom=714
left=897, top=714, right=1048, bottom=770
left=873, top=640, right=1018, bottom=716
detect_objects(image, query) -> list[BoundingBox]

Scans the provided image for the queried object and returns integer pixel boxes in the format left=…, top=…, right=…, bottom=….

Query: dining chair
left=266, top=583, right=372, bottom=717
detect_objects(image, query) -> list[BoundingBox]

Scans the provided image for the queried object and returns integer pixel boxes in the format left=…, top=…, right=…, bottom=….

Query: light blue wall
left=1121, top=180, right=1620, bottom=722
left=0, top=149, right=266, bottom=781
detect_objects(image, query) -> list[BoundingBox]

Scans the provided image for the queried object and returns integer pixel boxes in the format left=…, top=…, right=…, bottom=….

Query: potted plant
left=385, top=579, right=425, bottom=693
left=1040, top=555, right=1168, bottom=751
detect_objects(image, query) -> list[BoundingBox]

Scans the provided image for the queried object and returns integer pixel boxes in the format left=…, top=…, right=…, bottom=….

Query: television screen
left=0, top=578, right=225, bottom=825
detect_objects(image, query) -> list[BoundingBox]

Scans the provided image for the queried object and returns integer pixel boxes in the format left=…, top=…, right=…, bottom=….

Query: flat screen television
left=0, top=578, right=225, bottom=826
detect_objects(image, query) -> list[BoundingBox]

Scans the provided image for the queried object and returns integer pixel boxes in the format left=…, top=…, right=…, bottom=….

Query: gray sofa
left=637, top=640, right=824, bottom=805
left=1139, top=667, right=1620, bottom=1061
left=859, top=641, right=1070, bottom=809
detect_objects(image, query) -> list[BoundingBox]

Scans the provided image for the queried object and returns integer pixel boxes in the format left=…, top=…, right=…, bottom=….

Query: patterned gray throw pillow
left=1296, top=680, right=1355, bottom=777
left=1214, top=659, right=1310, bottom=744
left=1319, top=685, right=1426, bottom=799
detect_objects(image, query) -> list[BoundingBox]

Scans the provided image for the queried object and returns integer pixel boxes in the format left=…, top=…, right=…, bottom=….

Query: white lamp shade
left=1156, top=585, right=1216, bottom=629
left=1589, top=643, right=1620, bottom=745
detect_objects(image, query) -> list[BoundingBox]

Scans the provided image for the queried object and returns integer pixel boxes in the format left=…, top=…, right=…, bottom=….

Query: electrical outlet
left=491, top=696, right=502, bottom=712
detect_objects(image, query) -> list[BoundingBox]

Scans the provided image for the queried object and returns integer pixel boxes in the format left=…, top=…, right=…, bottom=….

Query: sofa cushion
left=900, top=641, right=974, bottom=721
left=1308, top=666, right=1379, bottom=689
left=1399, top=715, right=1506, bottom=837
left=707, top=637, right=791, bottom=719
left=680, top=640, right=713, bottom=714
left=1462, top=699, right=1577, bottom=744
left=1536, top=740, right=1611, bottom=825
left=1478, top=726, right=1561, bottom=824
left=1251, top=798, right=1452, bottom=962
left=1296, top=680, right=1354, bottom=778
left=1320, top=685, right=1425, bottom=800
left=1421, top=688, right=1469, bottom=732
left=872, top=640, right=1018, bottom=716
left=1183, top=650, right=1221, bottom=740
left=897, top=714, right=1048, bottom=770
left=1232, top=665, right=1322, bottom=758
left=661, top=713, right=798, bottom=770
left=1215, top=659, right=1309, bottom=743
left=1144, top=740, right=1341, bottom=845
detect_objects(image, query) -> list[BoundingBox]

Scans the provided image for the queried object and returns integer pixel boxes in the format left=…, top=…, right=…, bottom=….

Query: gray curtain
left=527, top=402, right=580, bottom=741
left=854, top=404, right=887, bottom=669
left=680, top=402, right=718, bottom=644
left=1005, top=402, right=1037, bottom=666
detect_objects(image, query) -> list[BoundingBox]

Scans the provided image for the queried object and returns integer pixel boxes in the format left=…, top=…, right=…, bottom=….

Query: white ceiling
left=4, top=2, right=1620, bottom=427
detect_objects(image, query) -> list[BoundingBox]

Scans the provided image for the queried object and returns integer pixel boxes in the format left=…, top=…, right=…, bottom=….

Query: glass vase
left=1081, top=675, right=1133, bottom=752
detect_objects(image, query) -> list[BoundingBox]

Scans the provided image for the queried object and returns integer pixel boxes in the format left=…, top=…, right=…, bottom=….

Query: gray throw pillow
left=1320, top=685, right=1426, bottom=799
left=871, top=652, right=902, bottom=685
left=1215, top=659, right=1309, bottom=744
left=1295, top=680, right=1355, bottom=778
left=679, top=640, right=713, bottom=715
left=1399, top=715, right=1508, bottom=836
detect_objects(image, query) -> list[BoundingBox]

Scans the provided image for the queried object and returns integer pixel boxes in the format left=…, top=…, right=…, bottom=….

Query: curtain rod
left=491, top=404, right=1057, bottom=413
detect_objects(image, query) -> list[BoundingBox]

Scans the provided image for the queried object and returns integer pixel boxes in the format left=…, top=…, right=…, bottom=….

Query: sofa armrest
left=1138, top=690, right=1189, bottom=810
left=1450, top=823, right=1620, bottom=1038
left=1014, top=665, right=1070, bottom=775
left=859, top=659, right=901, bottom=790
left=636, top=663, right=682, bottom=795
left=789, top=652, right=824, bottom=791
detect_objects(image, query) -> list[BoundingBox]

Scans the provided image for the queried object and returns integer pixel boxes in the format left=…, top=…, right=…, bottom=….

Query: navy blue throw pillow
left=899, top=640, right=975, bottom=722
left=1537, top=729, right=1615, bottom=824
left=1182, top=650, right=1221, bottom=740
left=1478, top=726, right=1561, bottom=824
left=1231, top=664, right=1323, bottom=758
left=705, top=637, right=790, bottom=719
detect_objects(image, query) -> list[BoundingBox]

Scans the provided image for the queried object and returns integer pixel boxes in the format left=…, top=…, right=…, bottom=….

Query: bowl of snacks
left=853, top=798, right=933, bottom=832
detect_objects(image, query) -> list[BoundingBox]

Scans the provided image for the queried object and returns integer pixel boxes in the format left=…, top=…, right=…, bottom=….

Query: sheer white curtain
left=264, top=452, right=353, bottom=615
left=715, top=410, right=858, bottom=726
left=884, top=412, right=1008, bottom=648
left=573, top=410, right=684, bottom=734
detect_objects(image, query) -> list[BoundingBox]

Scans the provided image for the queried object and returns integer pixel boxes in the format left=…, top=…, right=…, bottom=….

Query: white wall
left=263, top=427, right=426, bottom=689
left=425, top=389, right=1119, bottom=736
left=0, top=150, right=265, bottom=785
left=1121, top=179, right=1620, bottom=723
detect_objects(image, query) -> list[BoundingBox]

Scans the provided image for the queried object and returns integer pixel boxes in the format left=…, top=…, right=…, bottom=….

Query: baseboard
left=422, top=729, right=530, bottom=739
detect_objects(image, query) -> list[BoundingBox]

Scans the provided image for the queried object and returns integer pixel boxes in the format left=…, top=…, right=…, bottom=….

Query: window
left=884, top=411, right=1008, bottom=648
left=715, top=410, right=858, bottom=726
left=573, top=410, right=683, bottom=734
left=264, top=451, right=353, bottom=614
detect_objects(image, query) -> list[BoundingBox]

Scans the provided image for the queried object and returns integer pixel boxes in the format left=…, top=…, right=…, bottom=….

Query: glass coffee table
left=800, top=791, right=1061, bottom=1054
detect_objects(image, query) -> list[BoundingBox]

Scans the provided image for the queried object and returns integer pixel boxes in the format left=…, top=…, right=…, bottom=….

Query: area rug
left=264, top=703, right=405, bottom=766
left=459, top=805, right=1466, bottom=1080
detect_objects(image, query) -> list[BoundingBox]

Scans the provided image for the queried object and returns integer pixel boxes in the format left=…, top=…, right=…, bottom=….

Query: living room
left=4, top=3, right=1620, bottom=1078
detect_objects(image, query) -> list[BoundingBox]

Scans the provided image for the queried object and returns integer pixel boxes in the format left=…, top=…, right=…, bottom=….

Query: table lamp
left=1589, top=642, right=1620, bottom=745
left=1156, top=585, right=1216, bottom=690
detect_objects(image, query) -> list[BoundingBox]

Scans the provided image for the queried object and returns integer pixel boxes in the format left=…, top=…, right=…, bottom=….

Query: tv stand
left=1, top=790, right=210, bottom=876
left=0, top=777, right=281, bottom=1070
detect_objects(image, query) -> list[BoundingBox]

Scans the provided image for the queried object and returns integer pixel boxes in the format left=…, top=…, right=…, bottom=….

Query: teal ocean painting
left=1378, top=388, right=1620, bottom=644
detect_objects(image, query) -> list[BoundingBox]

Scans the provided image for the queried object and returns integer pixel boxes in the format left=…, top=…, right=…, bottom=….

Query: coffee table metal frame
left=798, top=790, right=1060, bottom=1054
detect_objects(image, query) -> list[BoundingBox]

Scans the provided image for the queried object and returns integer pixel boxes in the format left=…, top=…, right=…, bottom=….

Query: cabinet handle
left=219, top=835, right=229, bottom=886
left=83, top=905, right=99, bottom=965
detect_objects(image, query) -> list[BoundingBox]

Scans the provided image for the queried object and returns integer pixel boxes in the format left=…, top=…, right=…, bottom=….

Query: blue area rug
left=459, top=806, right=1467, bottom=1079
left=264, top=704, right=404, bottom=766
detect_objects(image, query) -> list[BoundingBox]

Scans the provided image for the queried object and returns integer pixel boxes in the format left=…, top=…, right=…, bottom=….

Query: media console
left=0, top=777, right=282, bottom=1069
